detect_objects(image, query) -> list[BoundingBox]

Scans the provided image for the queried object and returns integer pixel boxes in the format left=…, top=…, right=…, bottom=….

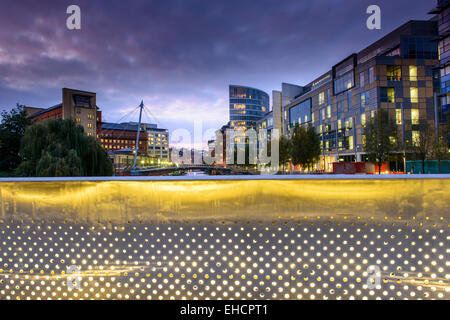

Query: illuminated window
left=387, top=65, right=401, bottom=81
left=318, top=92, right=325, bottom=105
left=326, top=105, right=331, bottom=118
left=347, top=135, right=354, bottom=149
left=362, top=134, right=366, bottom=146
left=410, top=87, right=418, bottom=103
left=234, top=104, right=246, bottom=109
left=345, top=117, right=353, bottom=130
left=409, top=66, right=417, bottom=81
left=360, top=91, right=370, bottom=107
left=380, top=87, right=395, bottom=103
left=412, top=130, right=420, bottom=146
left=337, top=119, right=342, bottom=129
left=321, top=108, right=325, bottom=120
left=396, top=109, right=402, bottom=125
left=411, top=109, right=419, bottom=125
left=76, top=118, right=81, bottom=123
left=361, top=113, right=366, bottom=127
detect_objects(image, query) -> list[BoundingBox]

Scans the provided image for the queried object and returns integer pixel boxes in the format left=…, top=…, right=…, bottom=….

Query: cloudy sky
left=0, top=0, right=433, bottom=147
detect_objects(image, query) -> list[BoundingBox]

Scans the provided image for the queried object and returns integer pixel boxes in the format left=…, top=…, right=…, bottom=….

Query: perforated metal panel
left=0, top=176, right=448, bottom=300
left=0, top=216, right=448, bottom=300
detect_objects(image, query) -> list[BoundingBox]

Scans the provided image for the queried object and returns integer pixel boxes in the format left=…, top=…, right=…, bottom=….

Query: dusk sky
left=0, top=0, right=433, bottom=147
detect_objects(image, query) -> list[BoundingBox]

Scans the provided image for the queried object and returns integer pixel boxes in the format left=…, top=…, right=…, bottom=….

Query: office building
left=429, top=0, right=450, bottom=143
left=25, top=88, right=99, bottom=137
left=229, top=85, right=269, bottom=131
left=281, top=20, right=440, bottom=172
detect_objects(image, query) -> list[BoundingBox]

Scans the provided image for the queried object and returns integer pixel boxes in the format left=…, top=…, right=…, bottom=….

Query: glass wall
left=229, top=85, right=269, bottom=130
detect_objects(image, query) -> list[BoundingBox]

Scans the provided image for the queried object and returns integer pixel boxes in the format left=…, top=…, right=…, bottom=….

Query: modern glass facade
left=429, top=0, right=450, bottom=139
left=229, top=85, right=269, bottom=130
left=282, top=20, right=440, bottom=171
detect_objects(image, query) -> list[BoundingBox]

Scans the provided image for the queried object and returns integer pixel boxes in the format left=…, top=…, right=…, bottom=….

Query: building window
left=347, top=91, right=352, bottom=109
left=337, top=119, right=342, bottom=129
left=344, top=117, right=353, bottom=130
left=411, top=109, right=419, bottom=125
left=337, top=101, right=345, bottom=116
left=387, top=65, right=402, bottom=81
left=346, top=135, right=354, bottom=150
left=369, top=67, right=375, bottom=83
left=410, top=87, right=418, bottom=103
left=326, top=105, right=331, bottom=118
left=409, top=66, right=417, bottom=81
left=360, top=91, right=370, bottom=107
left=380, top=87, right=395, bottom=103
left=318, top=92, right=325, bottom=105
left=320, top=108, right=325, bottom=120
left=396, top=109, right=402, bottom=125
left=326, top=89, right=331, bottom=105
left=412, top=130, right=420, bottom=146
left=76, top=118, right=81, bottom=123
left=361, top=113, right=366, bottom=127
left=359, top=71, right=365, bottom=88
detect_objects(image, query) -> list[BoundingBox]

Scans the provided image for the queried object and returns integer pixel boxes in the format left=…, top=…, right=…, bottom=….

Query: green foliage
left=363, top=109, right=397, bottom=174
left=279, top=135, right=292, bottom=170
left=291, top=125, right=321, bottom=171
left=0, top=104, right=31, bottom=173
left=17, top=119, right=113, bottom=177
left=432, top=126, right=450, bottom=174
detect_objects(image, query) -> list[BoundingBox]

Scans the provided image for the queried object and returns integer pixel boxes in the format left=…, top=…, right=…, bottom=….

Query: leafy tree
left=431, top=126, right=449, bottom=174
left=363, top=109, right=397, bottom=174
left=17, top=119, right=113, bottom=177
left=279, top=135, right=292, bottom=172
left=411, top=123, right=435, bottom=174
left=291, top=125, right=321, bottom=171
left=0, top=104, right=31, bottom=173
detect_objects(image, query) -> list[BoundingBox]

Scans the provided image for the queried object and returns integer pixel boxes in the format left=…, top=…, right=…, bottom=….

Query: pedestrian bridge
left=130, top=165, right=255, bottom=176
left=0, top=175, right=448, bottom=300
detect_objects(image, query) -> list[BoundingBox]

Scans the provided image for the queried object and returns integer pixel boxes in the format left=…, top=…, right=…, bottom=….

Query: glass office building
left=429, top=0, right=450, bottom=143
left=229, top=85, right=269, bottom=131
left=281, top=20, right=440, bottom=171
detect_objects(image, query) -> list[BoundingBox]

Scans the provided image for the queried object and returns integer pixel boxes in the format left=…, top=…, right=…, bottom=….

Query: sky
left=0, top=0, right=434, bottom=148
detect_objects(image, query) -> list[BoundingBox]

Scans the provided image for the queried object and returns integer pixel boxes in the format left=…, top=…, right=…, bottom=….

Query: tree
left=431, top=126, right=449, bottom=174
left=17, top=119, right=113, bottom=177
left=363, top=109, right=397, bottom=174
left=0, top=104, right=31, bottom=173
left=279, top=135, right=292, bottom=172
left=291, top=125, right=321, bottom=171
left=411, top=123, right=435, bottom=174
